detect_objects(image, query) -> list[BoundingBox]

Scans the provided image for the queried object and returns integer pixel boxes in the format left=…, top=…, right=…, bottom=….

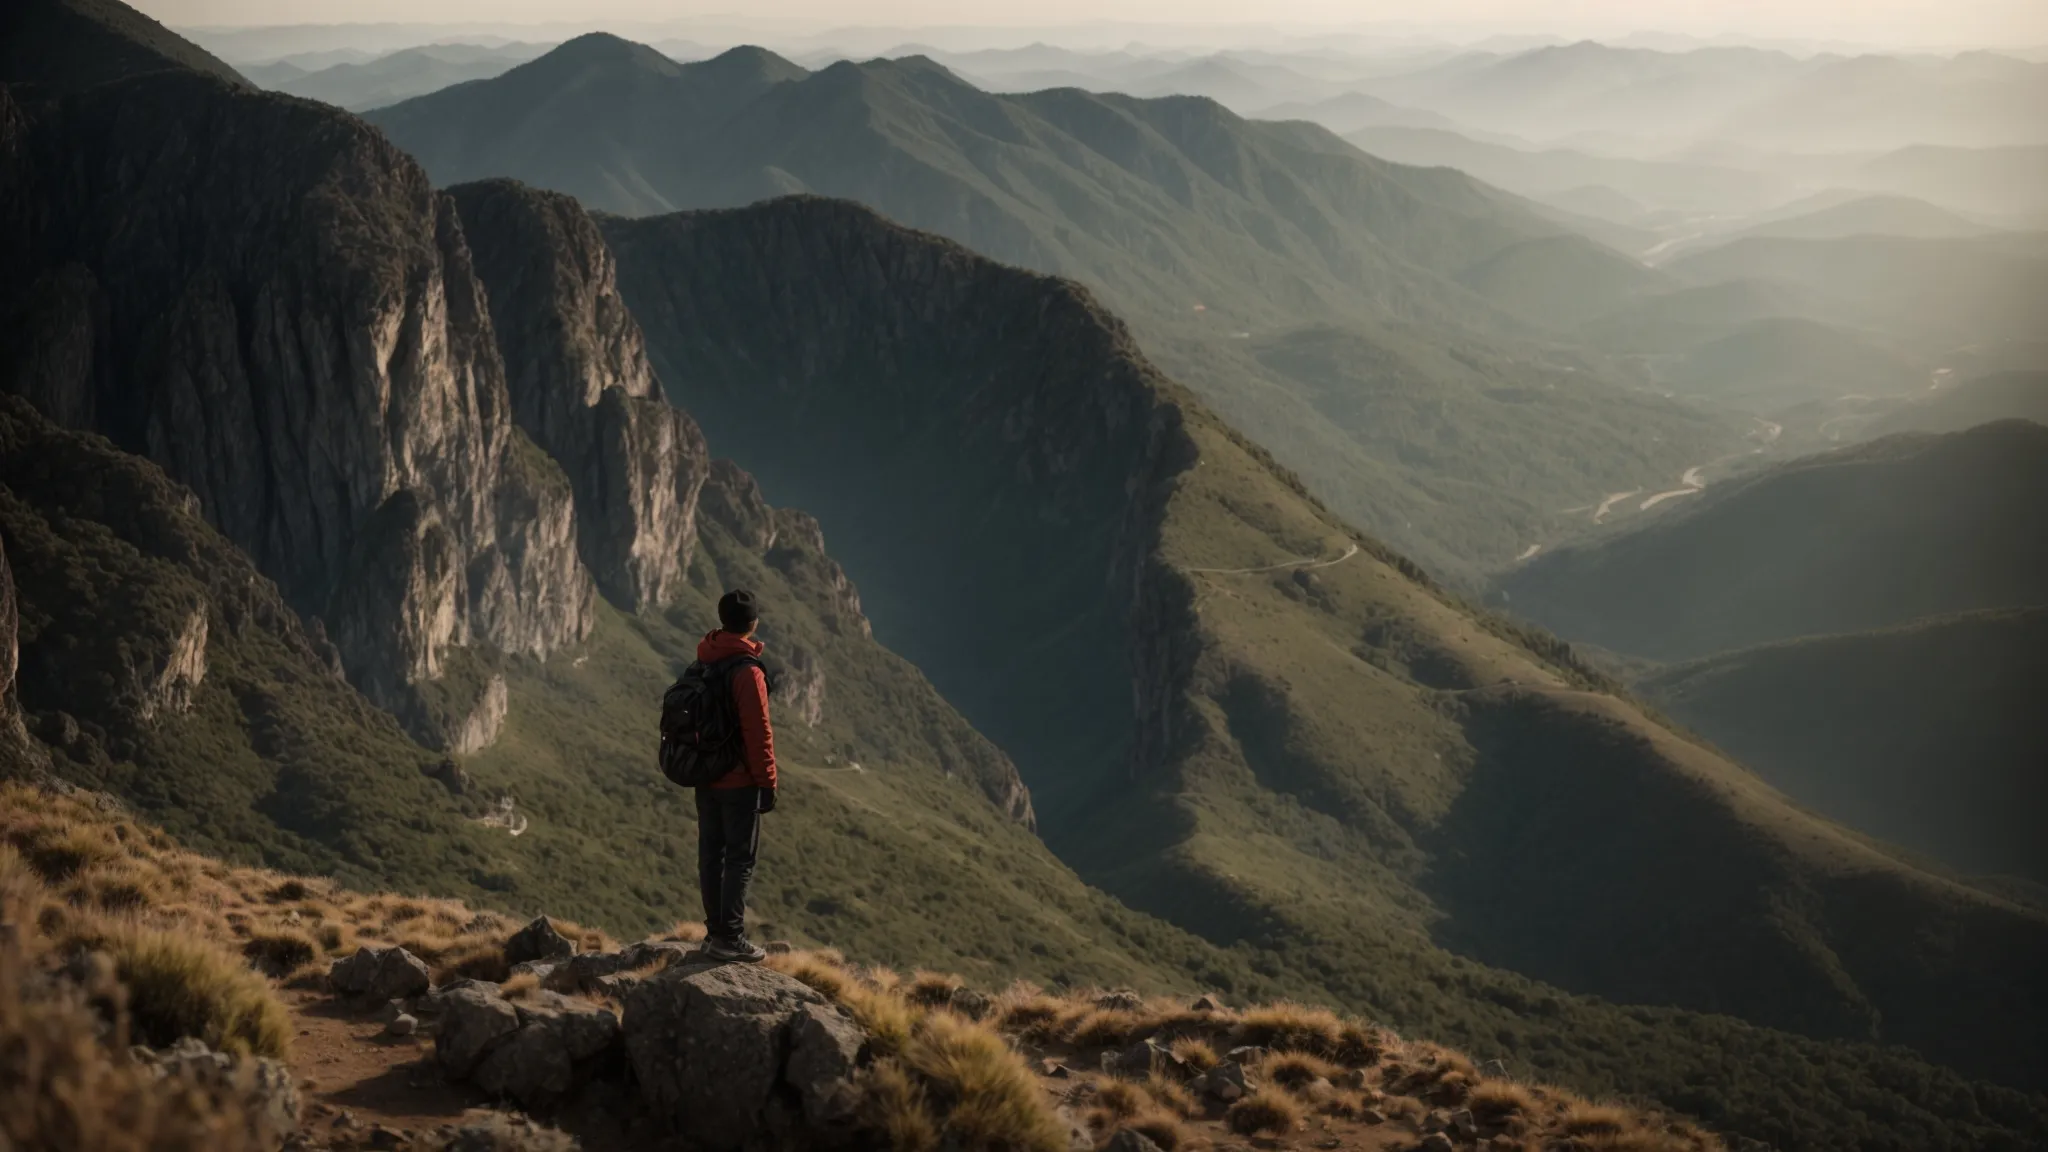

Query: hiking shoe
left=704, top=934, right=767, bottom=963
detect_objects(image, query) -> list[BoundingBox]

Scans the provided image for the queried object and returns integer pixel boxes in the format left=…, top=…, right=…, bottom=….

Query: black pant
left=696, top=787, right=763, bottom=940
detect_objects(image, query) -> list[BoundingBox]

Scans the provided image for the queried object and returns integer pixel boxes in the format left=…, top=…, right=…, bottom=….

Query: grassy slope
left=370, top=43, right=1741, bottom=583
left=1499, top=422, right=2048, bottom=660
left=1639, top=608, right=2048, bottom=885
left=606, top=196, right=2048, bottom=1149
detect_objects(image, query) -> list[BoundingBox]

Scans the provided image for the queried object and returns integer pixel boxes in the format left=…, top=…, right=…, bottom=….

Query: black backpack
left=658, top=654, right=762, bottom=787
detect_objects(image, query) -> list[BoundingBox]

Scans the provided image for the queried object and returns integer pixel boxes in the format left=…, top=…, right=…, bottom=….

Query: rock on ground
left=329, top=946, right=431, bottom=1002
left=137, top=1036, right=300, bottom=1144
left=504, top=916, right=576, bottom=965
left=622, top=959, right=867, bottom=1149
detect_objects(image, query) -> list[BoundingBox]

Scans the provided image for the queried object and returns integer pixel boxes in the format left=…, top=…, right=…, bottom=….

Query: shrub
left=87, top=925, right=291, bottom=1058
left=241, top=929, right=320, bottom=978
left=1226, top=1087, right=1303, bottom=1137
left=0, top=945, right=272, bottom=1152
left=902, top=1011, right=1066, bottom=1152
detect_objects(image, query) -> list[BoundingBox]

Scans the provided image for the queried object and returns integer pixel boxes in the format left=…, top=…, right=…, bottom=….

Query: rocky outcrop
left=622, top=959, right=867, bottom=1149
left=135, top=1036, right=301, bottom=1147
left=447, top=674, right=510, bottom=755
left=432, top=981, right=621, bottom=1109
left=0, top=72, right=594, bottom=741
left=449, top=179, right=709, bottom=613
left=133, top=605, right=206, bottom=723
left=0, top=534, right=40, bottom=771
left=328, top=945, right=433, bottom=1003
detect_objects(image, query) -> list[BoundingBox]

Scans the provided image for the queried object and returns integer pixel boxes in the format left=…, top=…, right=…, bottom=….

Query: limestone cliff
left=449, top=179, right=708, bottom=613
left=0, top=73, right=594, bottom=740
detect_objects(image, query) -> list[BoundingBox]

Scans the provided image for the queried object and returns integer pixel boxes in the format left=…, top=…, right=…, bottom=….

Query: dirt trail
left=1188, top=542, right=1361, bottom=576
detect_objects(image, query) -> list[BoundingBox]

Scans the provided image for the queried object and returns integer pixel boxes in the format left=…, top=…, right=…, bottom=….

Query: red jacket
left=698, top=630, right=776, bottom=790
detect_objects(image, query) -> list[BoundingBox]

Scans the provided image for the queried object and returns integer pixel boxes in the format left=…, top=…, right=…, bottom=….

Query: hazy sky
left=146, top=0, right=2048, bottom=49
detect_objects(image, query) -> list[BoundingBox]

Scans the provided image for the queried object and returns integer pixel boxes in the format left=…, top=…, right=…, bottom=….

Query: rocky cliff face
left=0, top=73, right=594, bottom=740
left=449, top=179, right=708, bottom=613
left=0, top=532, right=37, bottom=770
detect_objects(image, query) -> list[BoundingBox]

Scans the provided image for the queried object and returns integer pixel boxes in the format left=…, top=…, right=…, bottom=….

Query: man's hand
left=757, top=786, right=777, bottom=814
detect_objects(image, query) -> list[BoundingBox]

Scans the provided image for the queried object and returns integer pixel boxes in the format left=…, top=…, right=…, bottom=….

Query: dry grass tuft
left=1470, top=1080, right=1537, bottom=1123
left=240, top=928, right=321, bottom=978
left=902, top=1011, right=1066, bottom=1152
left=1123, top=1109, right=1188, bottom=1150
left=1144, top=1072, right=1196, bottom=1116
left=1094, top=1078, right=1148, bottom=1119
left=1235, top=1002, right=1345, bottom=1055
left=499, top=972, right=541, bottom=1001
left=1264, top=1050, right=1340, bottom=1091
left=907, top=969, right=963, bottom=1008
left=1168, top=1036, right=1218, bottom=1072
left=1069, top=1007, right=1145, bottom=1048
left=73, top=924, right=292, bottom=1058
left=1562, top=1102, right=1633, bottom=1137
left=859, top=1059, right=938, bottom=1152
left=1226, top=1087, right=1303, bottom=1137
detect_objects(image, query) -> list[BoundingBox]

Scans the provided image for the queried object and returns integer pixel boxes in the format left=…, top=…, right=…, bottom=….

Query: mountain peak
left=0, top=0, right=248, bottom=94
left=530, top=31, right=679, bottom=75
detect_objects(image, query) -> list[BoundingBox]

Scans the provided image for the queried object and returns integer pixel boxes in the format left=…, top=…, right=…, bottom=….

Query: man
left=695, top=588, right=778, bottom=963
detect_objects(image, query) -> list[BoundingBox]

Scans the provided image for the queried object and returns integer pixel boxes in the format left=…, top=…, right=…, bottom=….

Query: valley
left=3, top=2, right=2046, bottom=1151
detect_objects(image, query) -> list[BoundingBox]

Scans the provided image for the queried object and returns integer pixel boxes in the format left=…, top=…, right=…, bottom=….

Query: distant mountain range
left=1356, top=42, right=2048, bottom=154
left=1501, top=420, right=2048, bottom=661
left=1643, top=607, right=2048, bottom=886
left=261, top=42, right=550, bottom=110
left=367, top=34, right=1750, bottom=582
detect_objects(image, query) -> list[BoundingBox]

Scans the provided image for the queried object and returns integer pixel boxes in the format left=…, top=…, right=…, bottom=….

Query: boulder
left=138, top=1037, right=300, bottom=1144
left=388, top=1013, right=419, bottom=1037
left=1420, top=1134, right=1455, bottom=1152
left=948, top=986, right=993, bottom=1020
left=1192, top=1060, right=1249, bottom=1101
left=504, top=917, right=576, bottom=965
left=622, top=959, right=869, bottom=1148
left=542, top=940, right=690, bottom=994
left=1102, top=1131, right=1162, bottom=1152
left=1190, top=994, right=1226, bottom=1013
left=329, top=946, right=432, bottom=1002
left=1449, top=1108, right=1479, bottom=1139
left=433, top=984, right=522, bottom=1079
left=1102, top=1037, right=1178, bottom=1080
left=471, top=994, right=621, bottom=1107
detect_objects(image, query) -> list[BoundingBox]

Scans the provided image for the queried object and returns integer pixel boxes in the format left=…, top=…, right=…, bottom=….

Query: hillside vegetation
left=604, top=194, right=2048, bottom=1146
left=1641, top=608, right=2048, bottom=886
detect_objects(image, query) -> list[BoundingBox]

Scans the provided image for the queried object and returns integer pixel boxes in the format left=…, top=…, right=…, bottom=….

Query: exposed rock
left=773, top=644, right=827, bottom=728
left=432, top=983, right=523, bottom=1079
left=1358, top=1107, right=1387, bottom=1125
left=1224, top=1045, right=1270, bottom=1066
left=1093, top=990, right=1145, bottom=1013
left=0, top=536, right=41, bottom=771
left=1192, top=1060, right=1249, bottom=1101
left=699, top=459, right=778, bottom=552
left=1102, top=1130, right=1163, bottom=1152
left=1419, top=1134, right=1455, bottom=1152
left=329, top=947, right=432, bottom=1003
left=427, top=757, right=473, bottom=795
left=947, top=986, right=993, bottom=1021
left=1449, top=1108, right=1479, bottom=1139
left=1102, top=1037, right=1178, bottom=1080
left=447, top=674, right=510, bottom=755
left=389, top=1013, right=420, bottom=1037
left=449, top=179, right=709, bottom=614
left=541, top=940, right=690, bottom=994
left=622, top=958, right=869, bottom=1148
left=132, top=604, right=206, bottom=722
left=137, top=1036, right=300, bottom=1145
left=504, top=916, right=576, bottom=965
left=0, top=73, right=594, bottom=740
left=1190, top=994, right=1226, bottom=1013
left=471, top=993, right=621, bottom=1107
left=765, top=510, right=870, bottom=640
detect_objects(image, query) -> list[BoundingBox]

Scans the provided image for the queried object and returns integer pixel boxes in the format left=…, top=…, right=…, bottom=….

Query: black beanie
left=717, top=589, right=759, bottom=633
